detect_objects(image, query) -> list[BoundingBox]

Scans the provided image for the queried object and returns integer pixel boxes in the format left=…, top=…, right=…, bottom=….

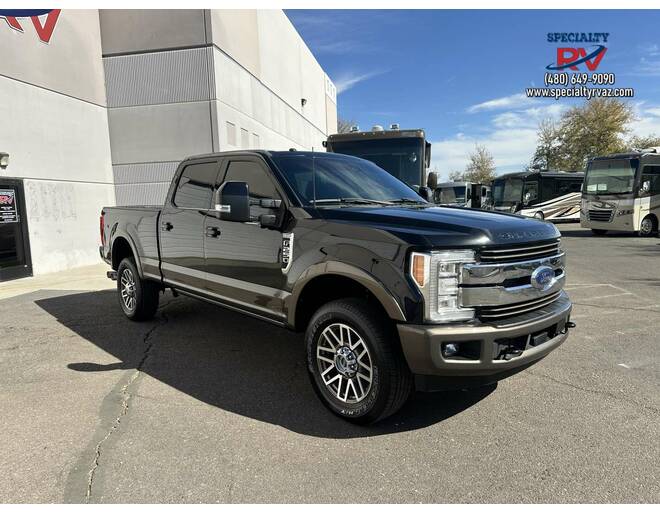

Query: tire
left=117, top=257, right=160, bottom=321
left=305, top=298, right=413, bottom=424
left=639, top=215, right=657, bottom=237
left=534, top=211, right=544, bottom=220
left=591, top=229, right=608, bottom=236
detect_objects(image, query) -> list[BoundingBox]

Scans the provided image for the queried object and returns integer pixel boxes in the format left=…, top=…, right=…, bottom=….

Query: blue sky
left=286, top=9, right=660, bottom=178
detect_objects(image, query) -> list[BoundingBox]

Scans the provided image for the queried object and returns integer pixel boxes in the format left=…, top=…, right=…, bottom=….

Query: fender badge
left=282, top=232, right=294, bottom=273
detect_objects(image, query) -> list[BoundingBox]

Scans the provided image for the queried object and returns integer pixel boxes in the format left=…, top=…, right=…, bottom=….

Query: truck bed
left=101, top=205, right=162, bottom=279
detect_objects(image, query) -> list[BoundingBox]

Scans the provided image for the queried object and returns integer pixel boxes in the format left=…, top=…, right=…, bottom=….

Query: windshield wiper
left=386, top=198, right=427, bottom=204
left=313, top=198, right=393, bottom=206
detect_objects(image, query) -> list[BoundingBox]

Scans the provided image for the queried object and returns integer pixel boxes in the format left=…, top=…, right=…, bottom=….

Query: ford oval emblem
left=531, top=266, right=556, bottom=291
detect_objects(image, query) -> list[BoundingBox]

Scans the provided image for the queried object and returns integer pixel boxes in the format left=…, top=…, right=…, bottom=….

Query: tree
left=531, top=98, right=635, bottom=171
left=531, top=118, right=562, bottom=170
left=448, top=169, right=464, bottom=181
left=462, top=144, right=496, bottom=184
left=626, top=134, right=660, bottom=151
left=336, top=117, right=358, bottom=134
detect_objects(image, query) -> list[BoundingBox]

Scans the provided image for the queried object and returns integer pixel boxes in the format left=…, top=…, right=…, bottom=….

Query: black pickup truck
left=100, top=150, right=572, bottom=423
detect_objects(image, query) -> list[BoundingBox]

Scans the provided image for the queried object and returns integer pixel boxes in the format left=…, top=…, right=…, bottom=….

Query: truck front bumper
left=397, top=292, right=572, bottom=391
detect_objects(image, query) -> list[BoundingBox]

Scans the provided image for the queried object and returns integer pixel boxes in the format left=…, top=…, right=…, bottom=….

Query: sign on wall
left=0, top=189, right=19, bottom=224
left=0, top=9, right=61, bottom=44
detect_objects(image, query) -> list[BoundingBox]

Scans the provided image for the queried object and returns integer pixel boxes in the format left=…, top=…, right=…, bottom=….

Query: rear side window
left=223, top=161, right=280, bottom=200
left=173, top=162, right=219, bottom=208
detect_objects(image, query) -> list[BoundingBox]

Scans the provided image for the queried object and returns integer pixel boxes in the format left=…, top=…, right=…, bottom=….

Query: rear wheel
left=305, top=298, right=413, bottom=424
left=639, top=215, right=657, bottom=237
left=591, top=229, right=608, bottom=236
left=117, top=257, right=160, bottom=321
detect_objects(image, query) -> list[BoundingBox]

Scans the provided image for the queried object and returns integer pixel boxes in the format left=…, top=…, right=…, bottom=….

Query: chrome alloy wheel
left=316, top=323, right=373, bottom=403
left=120, top=268, right=137, bottom=312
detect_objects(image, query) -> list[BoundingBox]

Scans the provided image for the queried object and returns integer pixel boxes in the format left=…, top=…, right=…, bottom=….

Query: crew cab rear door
left=204, top=156, right=288, bottom=322
left=159, top=158, right=222, bottom=291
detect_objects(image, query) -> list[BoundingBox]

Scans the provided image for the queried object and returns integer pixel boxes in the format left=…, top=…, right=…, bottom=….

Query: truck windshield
left=584, top=159, right=637, bottom=195
left=271, top=154, right=425, bottom=206
left=327, top=137, right=424, bottom=188
left=492, top=178, right=523, bottom=206
left=437, top=186, right=466, bottom=204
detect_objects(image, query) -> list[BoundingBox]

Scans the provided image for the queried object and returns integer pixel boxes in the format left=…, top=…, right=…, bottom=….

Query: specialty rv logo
left=546, top=32, right=609, bottom=71
left=0, top=9, right=61, bottom=44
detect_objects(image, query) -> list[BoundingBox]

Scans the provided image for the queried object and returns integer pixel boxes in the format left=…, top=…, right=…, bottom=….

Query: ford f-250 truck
left=100, top=150, right=573, bottom=423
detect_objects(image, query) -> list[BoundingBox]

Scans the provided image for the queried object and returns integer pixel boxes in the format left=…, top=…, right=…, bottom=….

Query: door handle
left=205, top=226, right=221, bottom=238
left=161, top=221, right=173, bottom=231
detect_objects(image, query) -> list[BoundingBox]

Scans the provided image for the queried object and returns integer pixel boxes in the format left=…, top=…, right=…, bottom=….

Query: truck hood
left=318, top=205, right=560, bottom=247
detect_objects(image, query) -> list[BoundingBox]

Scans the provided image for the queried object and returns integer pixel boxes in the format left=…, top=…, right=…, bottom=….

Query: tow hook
left=106, top=270, right=117, bottom=281
left=566, top=321, right=576, bottom=329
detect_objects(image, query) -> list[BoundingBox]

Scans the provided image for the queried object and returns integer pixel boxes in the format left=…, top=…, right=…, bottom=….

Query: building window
left=241, top=128, right=249, bottom=149
left=252, top=133, right=260, bottom=148
left=226, top=122, right=236, bottom=146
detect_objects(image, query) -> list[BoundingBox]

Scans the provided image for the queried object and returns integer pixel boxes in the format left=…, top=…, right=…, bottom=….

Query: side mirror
left=259, top=214, right=278, bottom=228
left=418, top=186, right=432, bottom=202
left=427, top=171, right=438, bottom=190
left=217, top=181, right=250, bottom=222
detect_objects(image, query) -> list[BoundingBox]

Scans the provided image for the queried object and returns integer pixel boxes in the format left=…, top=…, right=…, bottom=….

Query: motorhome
left=325, top=125, right=431, bottom=191
left=492, top=170, right=584, bottom=221
left=581, top=149, right=660, bottom=236
left=433, top=181, right=492, bottom=209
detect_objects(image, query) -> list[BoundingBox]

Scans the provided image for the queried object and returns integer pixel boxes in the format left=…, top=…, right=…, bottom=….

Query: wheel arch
left=111, top=234, right=143, bottom=278
left=288, top=262, right=406, bottom=332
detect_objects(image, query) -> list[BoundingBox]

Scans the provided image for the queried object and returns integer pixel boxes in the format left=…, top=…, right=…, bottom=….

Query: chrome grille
left=478, top=239, right=561, bottom=264
left=477, top=291, right=562, bottom=320
left=588, top=209, right=613, bottom=223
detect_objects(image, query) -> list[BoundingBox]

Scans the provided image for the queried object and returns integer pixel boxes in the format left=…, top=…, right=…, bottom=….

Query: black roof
left=327, top=129, right=426, bottom=141
left=181, top=150, right=354, bottom=162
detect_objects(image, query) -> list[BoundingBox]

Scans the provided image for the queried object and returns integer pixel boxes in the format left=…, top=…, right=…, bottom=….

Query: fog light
left=442, top=343, right=459, bottom=357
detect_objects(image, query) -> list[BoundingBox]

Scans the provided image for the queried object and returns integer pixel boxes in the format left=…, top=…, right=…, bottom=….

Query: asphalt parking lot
left=1, top=223, right=659, bottom=503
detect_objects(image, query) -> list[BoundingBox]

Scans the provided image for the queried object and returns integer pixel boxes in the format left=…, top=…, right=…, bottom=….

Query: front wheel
left=305, top=298, right=413, bottom=424
left=534, top=211, right=545, bottom=220
left=117, top=257, right=160, bottom=321
left=639, top=215, right=657, bottom=237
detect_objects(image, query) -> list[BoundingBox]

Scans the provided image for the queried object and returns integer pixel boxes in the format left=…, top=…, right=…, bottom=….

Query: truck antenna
left=312, top=147, right=317, bottom=208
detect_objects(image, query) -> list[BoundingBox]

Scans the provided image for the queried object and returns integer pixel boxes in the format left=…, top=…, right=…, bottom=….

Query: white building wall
left=0, top=10, right=115, bottom=275
left=103, top=9, right=337, bottom=206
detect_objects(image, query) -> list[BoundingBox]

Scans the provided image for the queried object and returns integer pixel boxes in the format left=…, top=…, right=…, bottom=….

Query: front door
left=159, top=159, right=221, bottom=292
left=0, top=179, right=32, bottom=281
left=204, top=157, right=287, bottom=321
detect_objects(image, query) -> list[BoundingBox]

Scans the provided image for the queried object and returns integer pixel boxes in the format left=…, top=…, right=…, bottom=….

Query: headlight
left=616, top=209, right=633, bottom=216
left=410, top=250, right=475, bottom=323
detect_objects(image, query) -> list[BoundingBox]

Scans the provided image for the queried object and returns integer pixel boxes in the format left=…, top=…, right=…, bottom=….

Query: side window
left=556, top=180, right=577, bottom=196
left=223, top=161, right=281, bottom=200
left=523, top=181, right=538, bottom=204
left=173, top=162, right=219, bottom=209
left=569, top=181, right=582, bottom=193
left=641, top=165, right=660, bottom=194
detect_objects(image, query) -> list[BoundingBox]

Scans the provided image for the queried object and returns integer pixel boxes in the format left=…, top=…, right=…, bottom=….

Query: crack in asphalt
left=84, top=298, right=179, bottom=502
left=524, top=369, right=660, bottom=416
